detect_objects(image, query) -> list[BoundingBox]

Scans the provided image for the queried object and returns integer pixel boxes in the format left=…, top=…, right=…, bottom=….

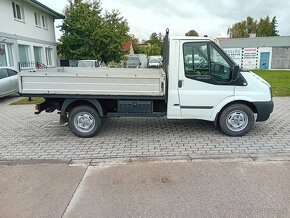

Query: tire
left=219, top=104, right=254, bottom=137
left=68, top=105, right=102, bottom=138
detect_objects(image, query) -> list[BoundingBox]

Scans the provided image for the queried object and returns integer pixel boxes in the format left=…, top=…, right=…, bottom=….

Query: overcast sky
left=38, top=0, right=290, bottom=40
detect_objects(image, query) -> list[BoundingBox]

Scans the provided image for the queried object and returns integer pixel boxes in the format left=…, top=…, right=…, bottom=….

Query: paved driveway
left=0, top=97, right=289, bottom=160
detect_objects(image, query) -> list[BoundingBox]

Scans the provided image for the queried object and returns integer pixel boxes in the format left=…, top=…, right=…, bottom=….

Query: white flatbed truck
left=18, top=30, right=273, bottom=137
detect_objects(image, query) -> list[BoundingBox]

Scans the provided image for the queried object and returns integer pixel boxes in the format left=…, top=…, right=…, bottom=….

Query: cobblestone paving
left=0, top=96, right=289, bottom=160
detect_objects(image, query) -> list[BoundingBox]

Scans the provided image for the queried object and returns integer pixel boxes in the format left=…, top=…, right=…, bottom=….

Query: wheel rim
left=226, top=110, right=248, bottom=132
left=74, top=112, right=95, bottom=133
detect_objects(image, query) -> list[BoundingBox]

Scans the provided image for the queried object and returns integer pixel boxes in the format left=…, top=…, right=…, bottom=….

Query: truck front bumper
left=253, top=100, right=274, bottom=122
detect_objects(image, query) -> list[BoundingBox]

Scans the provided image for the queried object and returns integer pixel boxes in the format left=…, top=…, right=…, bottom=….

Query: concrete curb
left=0, top=159, right=71, bottom=166
left=69, top=153, right=290, bottom=167
left=2, top=152, right=290, bottom=166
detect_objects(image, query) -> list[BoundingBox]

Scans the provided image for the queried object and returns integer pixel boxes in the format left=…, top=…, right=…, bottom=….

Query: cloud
left=116, top=0, right=285, bottom=38
left=39, top=0, right=290, bottom=39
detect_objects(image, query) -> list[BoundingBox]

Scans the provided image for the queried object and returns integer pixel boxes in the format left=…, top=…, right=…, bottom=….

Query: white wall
left=0, top=0, right=60, bottom=68
left=0, top=0, right=56, bottom=43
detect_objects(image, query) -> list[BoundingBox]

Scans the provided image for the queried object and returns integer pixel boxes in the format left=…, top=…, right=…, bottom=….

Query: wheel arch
left=214, top=100, right=257, bottom=128
left=60, top=99, right=104, bottom=123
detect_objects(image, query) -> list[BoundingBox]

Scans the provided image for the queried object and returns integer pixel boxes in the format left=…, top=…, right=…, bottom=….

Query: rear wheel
left=68, top=106, right=102, bottom=138
left=219, top=104, right=254, bottom=136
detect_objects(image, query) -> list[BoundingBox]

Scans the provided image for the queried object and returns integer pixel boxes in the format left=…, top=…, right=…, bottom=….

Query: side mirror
left=232, top=65, right=240, bottom=81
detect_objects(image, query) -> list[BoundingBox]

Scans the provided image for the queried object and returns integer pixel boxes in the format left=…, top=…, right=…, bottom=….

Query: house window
left=0, top=44, right=8, bottom=66
left=33, top=46, right=42, bottom=63
left=12, top=2, right=24, bottom=21
left=7, top=44, right=14, bottom=66
left=0, top=43, right=14, bottom=67
left=18, top=44, right=30, bottom=63
left=34, top=12, right=41, bottom=27
left=45, top=48, right=52, bottom=66
left=42, top=16, right=48, bottom=29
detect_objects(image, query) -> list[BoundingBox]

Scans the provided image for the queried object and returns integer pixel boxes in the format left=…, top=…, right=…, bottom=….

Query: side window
left=7, top=69, right=18, bottom=77
left=0, top=69, right=8, bottom=79
left=209, top=44, right=231, bottom=82
left=183, top=42, right=233, bottom=83
left=183, top=42, right=210, bottom=78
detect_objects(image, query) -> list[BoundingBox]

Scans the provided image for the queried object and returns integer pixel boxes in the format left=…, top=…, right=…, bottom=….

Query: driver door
left=178, top=41, right=234, bottom=120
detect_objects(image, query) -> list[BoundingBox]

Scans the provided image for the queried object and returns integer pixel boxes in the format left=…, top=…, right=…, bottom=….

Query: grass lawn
left=10, top=97, right=45, bottom=105
left=252, top=70, right=290, bottom=96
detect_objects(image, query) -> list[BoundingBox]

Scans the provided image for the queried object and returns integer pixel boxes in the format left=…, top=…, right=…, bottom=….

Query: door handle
left=178, top=80, right=183, bottom=88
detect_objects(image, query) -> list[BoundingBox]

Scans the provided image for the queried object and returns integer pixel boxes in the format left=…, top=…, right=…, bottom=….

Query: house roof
left=24, top=0, right=65, bottom=19
left=216, top=36, right=290, bottom=48
left=122, top=41, right=132, bottom=52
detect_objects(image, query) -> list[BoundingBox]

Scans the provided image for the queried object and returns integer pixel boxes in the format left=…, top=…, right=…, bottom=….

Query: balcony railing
left=18, top=61, right=47, bottom=72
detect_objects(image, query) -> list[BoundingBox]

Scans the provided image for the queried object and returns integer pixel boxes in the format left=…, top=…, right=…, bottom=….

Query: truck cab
left=164, top=33, right=273, bottom=136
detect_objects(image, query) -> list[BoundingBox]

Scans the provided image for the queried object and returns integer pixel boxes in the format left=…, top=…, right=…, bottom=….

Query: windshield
left=127, top=58, right=140, bottom=65
left=77, top=61, right=94, bottom=67
left=149, top=59, right=159, bottom=63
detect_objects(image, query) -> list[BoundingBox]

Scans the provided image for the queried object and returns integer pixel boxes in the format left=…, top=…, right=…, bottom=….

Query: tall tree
left=228, top=16, right=279, bottom=38
left=185, top=30, right=199, bottom=36
left=245, top=16, right=257, bottom=36
left=256, top=16, right=273, bottom=37
left=271, top=16, right=279, bottom=36
left=57, top=0, right=130, bottom=63
left=228, top=20, right=248, bottom=38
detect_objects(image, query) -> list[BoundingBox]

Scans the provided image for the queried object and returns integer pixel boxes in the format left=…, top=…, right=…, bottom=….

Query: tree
left=256, top=16, right=273, bottom=37
left=147, top=33, right=163, bottom=46
left=228, top=16, right=279, bottom=38
left=271, top=16, right=279, bottom=36
left=129, top=34, right=145, bottom=54
left=227, top=20, right=248, bottom=38
left=57, top=0, right=130, bottom=63
left=227, top=17, right=255, bottom=38
left=245, top=16, right=257, bottom=36
left=147, top=44, right=161, bottom=56
left=185, top=30, right=199, bottom=36
left=129, top=34, right=139, bottom=45
left=146, top=32, right=163, bottom=55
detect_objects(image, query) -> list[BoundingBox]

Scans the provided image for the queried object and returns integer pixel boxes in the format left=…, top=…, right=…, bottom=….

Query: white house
left=0, top=0, right=64, bottom=70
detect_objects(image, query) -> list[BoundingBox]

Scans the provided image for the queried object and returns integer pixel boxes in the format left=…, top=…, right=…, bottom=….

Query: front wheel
left=68, top=106, right=102, bottom=138
left=219, top=104, right=254, bottom=137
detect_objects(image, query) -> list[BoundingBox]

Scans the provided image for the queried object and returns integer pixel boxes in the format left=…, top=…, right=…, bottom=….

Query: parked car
left=75, top=60, right=100, bottom=68
left=126, top=57, right=141, bottom=68
left=0, top=67, right=19, bottom=98
left=148, top=59, right=162, bottom=68
left=148, top=56, right=162, bottom=68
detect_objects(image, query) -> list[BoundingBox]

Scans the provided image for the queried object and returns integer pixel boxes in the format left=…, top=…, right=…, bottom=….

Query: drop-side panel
left=19, top=68, right=166, bottom=96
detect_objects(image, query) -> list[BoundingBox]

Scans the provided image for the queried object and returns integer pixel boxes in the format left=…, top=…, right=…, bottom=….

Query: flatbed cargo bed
left=19, top=68, right=166, bottom=97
